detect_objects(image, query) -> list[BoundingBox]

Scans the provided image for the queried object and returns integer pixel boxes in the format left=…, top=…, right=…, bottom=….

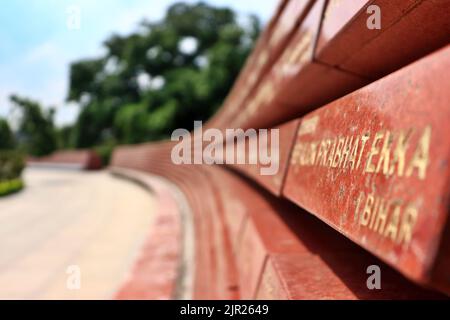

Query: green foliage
left=71, top=99, right=118, bottom=148
left=56, top=125, right=75, bottom=149
left=67, top=2, right=260, bottom=148
left=0, top=178, right=24, bottom=197
left=113, top=102, right=150, bottom=143
left=67, top=58, right=105, bottom=102
left=10, top=95, right=58, bottom=156
left=94, top=140, right=116, bottom=166
left=147, top=100, right=178, bottom=135
left=4, top=2, right=260, bottom=157
left=0, top=150, right=25, bottom=181
left=0, top=118, right=15, bottom=150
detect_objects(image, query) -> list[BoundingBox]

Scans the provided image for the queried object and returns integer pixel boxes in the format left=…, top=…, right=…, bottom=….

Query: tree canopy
left=1, top=2, right=260, bottom=162
left=68, top=1, right=260, bottom=148
left=9, top=95, right=58, bottom=156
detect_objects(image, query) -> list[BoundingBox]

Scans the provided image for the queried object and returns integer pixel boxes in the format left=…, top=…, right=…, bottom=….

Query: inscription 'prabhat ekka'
left=283, top=45, right=450, bottom=288
left=292, top=126, right=431, bottom=181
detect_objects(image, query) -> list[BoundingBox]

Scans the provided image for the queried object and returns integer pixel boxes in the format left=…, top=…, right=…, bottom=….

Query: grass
left=0, top=178, right=24, bottom=197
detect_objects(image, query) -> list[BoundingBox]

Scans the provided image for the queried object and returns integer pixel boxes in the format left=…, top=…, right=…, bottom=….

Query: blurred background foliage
left=0, top=2, right=260, bottom=164
left=0, top=149, right=25, bottom=196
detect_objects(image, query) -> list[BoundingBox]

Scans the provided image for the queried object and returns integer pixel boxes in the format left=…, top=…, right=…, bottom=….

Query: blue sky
left=0, top=0, right=277, bottom=126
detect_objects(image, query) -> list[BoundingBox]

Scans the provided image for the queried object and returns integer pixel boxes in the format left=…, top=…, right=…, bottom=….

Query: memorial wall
left=111, top=0, right=450, bottom=299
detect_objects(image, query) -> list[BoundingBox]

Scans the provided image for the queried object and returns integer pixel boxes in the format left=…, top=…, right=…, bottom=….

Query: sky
left=0, top=0, right=277, bottom=127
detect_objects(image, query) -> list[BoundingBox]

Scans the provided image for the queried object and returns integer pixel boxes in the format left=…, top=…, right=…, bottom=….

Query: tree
left=0, top=118, right=15, bottom=150
left=10, top=94, right=58, bottom=156
left=67, top=2, right=261, bottom=147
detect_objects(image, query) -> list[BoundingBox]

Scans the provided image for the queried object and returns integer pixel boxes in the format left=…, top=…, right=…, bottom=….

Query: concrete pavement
left=0, top=168, right=156, bottom=299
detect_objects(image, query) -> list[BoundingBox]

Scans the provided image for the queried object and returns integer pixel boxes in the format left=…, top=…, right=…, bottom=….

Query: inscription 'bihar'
left=355, top=191, right=418, bottom=247
left=290, top=125, right=431, bottom=180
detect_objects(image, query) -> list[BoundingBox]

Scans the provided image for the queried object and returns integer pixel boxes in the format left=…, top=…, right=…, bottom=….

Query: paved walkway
left=0, top=168, right=155, bottom=299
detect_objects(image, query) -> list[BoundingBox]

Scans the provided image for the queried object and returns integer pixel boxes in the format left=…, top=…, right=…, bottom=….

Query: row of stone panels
left=109, top=145, right=446, bottom=299
left=110, top=0, right=449, bottom=298
left=216, top=0, right=449, bottom=132
left=205, top=0, right=297, bottom=130
left=226, top=45, right=450, bottom=295
left=33, top=0, right=449, bottom=298
left=111, top=145, right=240, bottom=299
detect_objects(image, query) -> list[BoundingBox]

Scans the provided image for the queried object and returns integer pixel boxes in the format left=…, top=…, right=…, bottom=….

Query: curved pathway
left=0, top=168, right=155, bottom=299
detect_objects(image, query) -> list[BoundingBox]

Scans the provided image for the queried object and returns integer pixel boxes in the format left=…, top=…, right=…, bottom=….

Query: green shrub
left=94, top=143, right=116, bottom=167
left=0, top=150, right=25, bottom=180
left=0, top=178, right=24, bottom=197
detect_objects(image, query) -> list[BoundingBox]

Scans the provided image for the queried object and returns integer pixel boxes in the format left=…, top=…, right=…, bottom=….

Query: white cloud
left=23, top=42, right=63, bottom=64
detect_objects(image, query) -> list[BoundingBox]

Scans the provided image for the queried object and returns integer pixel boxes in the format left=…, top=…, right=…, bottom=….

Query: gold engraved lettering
left=354, top=191, right=365, bottom=221
left=339, top=136, right=353, bottom=169
left=290, top=125, right=432, bottom=185
left=389, top=129, right=411, bottom=177
left=321, top=139, right=331, bottom=166
left=374, top=198, right=389, bottom=234
left=397, top=204, right=418, bottom=246
left=290, top=143, right=301, bottom=165
left=348, top=135, right=359, bottom=169
left=298, top=116, right=319, bottom=137
left=332, top=137, right=345, bottom=168
left=286, top=32, right=312, bottom=67
left=288, top=124, right=432, bottom=248
left=309, top=142, right=318, bottom=165
left=406, top=126, right=431, bottom=180
left=316, top=140, right=327, bottom=166
left=357, top=133, right=370, bottom=169
left=360, top=193, right=374, bottom=226
left=384, top=201, right=401, bottom=242
left=369, top=196, right=380, bottom=229
left=297, top=143, right=306, bottom=166
left=326, top=138, right=337, bottom=167
left=375, top=131, right=393, bottom=174
left=353, top=191, right=419, bottom=247
left=365, top=131, right=383, bottom=173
